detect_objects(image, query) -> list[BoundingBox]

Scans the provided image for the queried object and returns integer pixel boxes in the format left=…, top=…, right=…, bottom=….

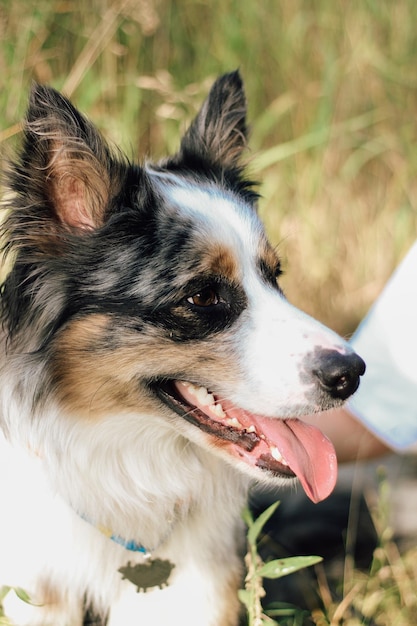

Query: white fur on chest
left=0, top=423, right=246, bottom=625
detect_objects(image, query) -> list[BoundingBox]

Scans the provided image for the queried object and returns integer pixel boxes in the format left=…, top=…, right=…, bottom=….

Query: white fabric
left=349, top=242, right=417, bottom=452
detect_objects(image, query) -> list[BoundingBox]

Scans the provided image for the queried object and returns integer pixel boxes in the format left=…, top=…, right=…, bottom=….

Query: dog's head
left=2, top=72, right=364, bottom=502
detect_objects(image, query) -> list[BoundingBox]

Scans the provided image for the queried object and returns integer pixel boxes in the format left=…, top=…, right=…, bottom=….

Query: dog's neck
left=16, top=404, right=249, bottom=555
left=79, top=513, right=177, bottom=555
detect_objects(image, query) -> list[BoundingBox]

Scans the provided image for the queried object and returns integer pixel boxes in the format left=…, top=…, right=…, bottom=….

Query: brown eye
left=187, top=287, right=219, bottom=307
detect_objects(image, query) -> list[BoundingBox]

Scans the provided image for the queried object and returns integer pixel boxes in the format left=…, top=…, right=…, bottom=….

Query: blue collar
left=80, top=508, right=178, bottom=554
left=102, top=528, right=148, bottom=554
left=81, top=517, right=149, bottom=553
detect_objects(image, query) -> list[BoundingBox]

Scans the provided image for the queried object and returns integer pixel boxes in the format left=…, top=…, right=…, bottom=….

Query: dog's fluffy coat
left=0, top=72, right=364, bottom=625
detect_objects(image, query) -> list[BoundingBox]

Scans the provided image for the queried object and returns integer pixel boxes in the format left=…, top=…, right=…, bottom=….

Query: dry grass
left=2, top=1, right=417, bottom=334
left=309, top=478, right=417, bottom=626
left=2, top=0, right=417, bottom=333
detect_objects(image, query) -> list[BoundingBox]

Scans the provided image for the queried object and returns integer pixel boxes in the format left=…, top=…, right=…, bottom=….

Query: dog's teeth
left=182, top=382, right=216, bottom=408
left=195, top=387, right=214, bottom=406
left=270, top=446, right=282, bottom=462
left=212, top=403, right=226, bottom=418
left=270, top=446, right=288, bottom=465
left=246, top=425, right=256, bottom=433
left=226, top=417, right=242, bottom=429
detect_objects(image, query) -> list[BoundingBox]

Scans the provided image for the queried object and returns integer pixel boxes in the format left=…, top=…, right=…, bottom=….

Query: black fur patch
left=1, top=72, right=257, bottom=354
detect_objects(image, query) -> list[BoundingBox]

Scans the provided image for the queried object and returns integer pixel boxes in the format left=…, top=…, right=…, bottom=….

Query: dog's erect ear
left=177, top=71, right=248, bottom=169
left=22, top=84, right=121, bottom=231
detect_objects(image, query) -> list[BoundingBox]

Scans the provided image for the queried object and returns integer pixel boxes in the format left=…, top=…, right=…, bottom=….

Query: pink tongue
left=256, top=416, right=338, bottom=503
left=225, top=403, right=337, bottom=503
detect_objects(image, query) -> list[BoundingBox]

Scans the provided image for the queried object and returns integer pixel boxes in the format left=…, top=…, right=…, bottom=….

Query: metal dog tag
left=118, top=558, right=175, bottom=592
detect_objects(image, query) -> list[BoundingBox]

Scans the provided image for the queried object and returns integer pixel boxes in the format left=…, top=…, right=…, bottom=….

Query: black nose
left=312, top=349, right=366, bottom=401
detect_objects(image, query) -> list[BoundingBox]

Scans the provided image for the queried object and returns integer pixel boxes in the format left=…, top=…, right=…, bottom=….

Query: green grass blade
left=246, top=501, right=280, bottom=546
left=258, top=555, right=322, bottom=579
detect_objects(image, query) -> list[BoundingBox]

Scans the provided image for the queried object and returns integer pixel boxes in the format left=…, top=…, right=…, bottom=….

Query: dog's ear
left=21, top=84, right=122, bottom=231
left=177, top=71, right=248, bottom=169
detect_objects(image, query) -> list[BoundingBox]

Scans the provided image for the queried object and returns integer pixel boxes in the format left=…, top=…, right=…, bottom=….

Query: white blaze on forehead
left=157, top=178, right=264, bottom=269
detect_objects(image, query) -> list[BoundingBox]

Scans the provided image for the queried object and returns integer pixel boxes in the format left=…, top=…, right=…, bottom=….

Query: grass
left=310, top=476, right=417, bottom=626
left=241, top=502, right=322, bottom=626
left=1, top=1, right=417, bottom=624
left=2, top=0, right=417, bottom=333
left=240, top=478, right=417, bottom=626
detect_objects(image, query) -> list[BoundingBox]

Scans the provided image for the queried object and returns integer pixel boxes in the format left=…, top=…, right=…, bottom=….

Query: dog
left=0, top=71, right=365, bottom=626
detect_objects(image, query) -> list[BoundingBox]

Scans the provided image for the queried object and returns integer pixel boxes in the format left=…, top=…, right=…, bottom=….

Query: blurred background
left=2, top=2, right=417, bottom=623
left=2, top=0, right=417, bottom=337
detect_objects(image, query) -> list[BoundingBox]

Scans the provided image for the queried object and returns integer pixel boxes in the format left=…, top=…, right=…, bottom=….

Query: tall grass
left=310, top=477, right=417, bottom=626
left=1, top=1, right=417, bottom=624
left=2, top=0, right=417, bottom=333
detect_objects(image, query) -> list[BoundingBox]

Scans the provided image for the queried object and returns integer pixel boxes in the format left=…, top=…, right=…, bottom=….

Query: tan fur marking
left=262, top=241, right=281, bottom=275
left=52, top=314, right=242, bottom=419
left=52, top=314, right=149, bottom=416
left=219, top=565, right=245, bottom=626
left=37, top=579, right=63, bottom=606
left=204, top=245, right=239, bottom=281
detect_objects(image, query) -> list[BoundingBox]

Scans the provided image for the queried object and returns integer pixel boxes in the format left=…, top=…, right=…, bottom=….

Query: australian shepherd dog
left=0, top=72, right=364, bottom=625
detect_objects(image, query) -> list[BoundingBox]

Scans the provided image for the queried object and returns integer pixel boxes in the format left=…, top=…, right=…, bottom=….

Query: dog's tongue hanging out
left=223, top=403, right=338, bottom=503
left=286, top=419, right=338, bottom=503
left=174, top=382, right=338, bottom=503
left=246, top=413, right=337, bottom=503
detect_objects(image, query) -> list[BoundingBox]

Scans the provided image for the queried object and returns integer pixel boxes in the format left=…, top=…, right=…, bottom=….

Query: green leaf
left=241, top=506, right=254, bottom=528
left=237, top=589, right=250, bottom=609
left=246, top=501, right=280, bottom=546
left=0, top=587, right=11, bottom=604
left=14, top=587, right=34, bottom=604
left=258, top=555, right=322, bottom=579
